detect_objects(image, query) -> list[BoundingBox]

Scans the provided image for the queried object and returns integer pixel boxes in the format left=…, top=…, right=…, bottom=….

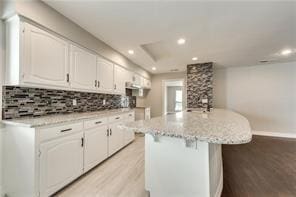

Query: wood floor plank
left=222, top=135, right=296, bottom=197
left=55, top=135, right=296, bottom=197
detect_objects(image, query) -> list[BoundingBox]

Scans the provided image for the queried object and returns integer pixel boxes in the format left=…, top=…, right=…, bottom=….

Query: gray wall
left=146, top=72, right=186, bottom=117
left=213, top=61, right=296, bottom=134
left=2, top=0, right=150, bottom=79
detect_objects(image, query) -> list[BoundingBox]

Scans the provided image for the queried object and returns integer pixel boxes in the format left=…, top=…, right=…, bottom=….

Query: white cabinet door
left=70, top=45, right=97, bottom=90
left=125, top=70, right=133, bottom=84
left=133, top=74, right=141, bottom=86
left=84, top=125, right=108, bottom=172
left=22, top=23, right=69, bottom=87
left=114, top=65, right=126, bottom=94
left=39, top=132, right=84, bottom=197
left=124, top=112, right=135, bottom=145
left=144, top=78, right=151, bottom=89
left=97, top=57, right=114, bottom=93
left=108, top=122, right=124, bottom=156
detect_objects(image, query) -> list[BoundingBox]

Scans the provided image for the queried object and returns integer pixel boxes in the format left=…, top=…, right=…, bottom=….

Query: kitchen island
left=123, top=109, right=252, bottom=197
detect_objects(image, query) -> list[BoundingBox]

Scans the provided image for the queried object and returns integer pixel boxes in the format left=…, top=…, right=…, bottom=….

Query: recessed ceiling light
left=281, top=49, right=292, bottom=56
left=177, top=38, right=186, bottom=45
left=128, top=50, right=134, bottom=55
left=152, top=67, right=156, bottom=71
left=192, top=57, right=198, bottom=61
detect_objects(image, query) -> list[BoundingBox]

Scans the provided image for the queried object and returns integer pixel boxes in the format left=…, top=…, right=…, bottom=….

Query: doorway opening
left=162, top=79, right=185, bottom=115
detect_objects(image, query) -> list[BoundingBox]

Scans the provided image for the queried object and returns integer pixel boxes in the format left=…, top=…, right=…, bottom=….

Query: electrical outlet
left=103, top=99, right=106, bottom=105
left=72, top=99, right=77, bottom=106
left=202, top=99, right=208, bottom=104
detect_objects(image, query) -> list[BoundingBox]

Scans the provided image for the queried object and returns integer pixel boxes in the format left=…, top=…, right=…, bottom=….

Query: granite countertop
left=2, top=108, right=134, bottom=128
left=122, top=108, right=252, bottom=144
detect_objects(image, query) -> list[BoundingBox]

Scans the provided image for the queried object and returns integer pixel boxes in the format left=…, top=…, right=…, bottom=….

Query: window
left=175, top=90, right=182, bottom=111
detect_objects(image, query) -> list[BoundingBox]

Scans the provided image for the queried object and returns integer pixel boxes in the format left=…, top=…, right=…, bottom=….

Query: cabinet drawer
left=84, top=117, right=108, bottom=129
left=39, top=122, right=83, bottom=142
left=109, top=114, right=124, bottom=122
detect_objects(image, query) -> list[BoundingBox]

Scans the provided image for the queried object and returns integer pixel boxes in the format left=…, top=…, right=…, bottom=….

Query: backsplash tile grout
left=2, top=86, right=136, bottom=119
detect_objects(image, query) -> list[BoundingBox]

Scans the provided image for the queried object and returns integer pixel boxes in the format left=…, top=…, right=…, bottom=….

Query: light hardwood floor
left=54, top=136, right=148, bottom=197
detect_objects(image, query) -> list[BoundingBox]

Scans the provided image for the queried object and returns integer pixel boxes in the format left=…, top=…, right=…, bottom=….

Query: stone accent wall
left=187, top=62, right=213, bottom=109
left=2, top=86, right=136, bottom=119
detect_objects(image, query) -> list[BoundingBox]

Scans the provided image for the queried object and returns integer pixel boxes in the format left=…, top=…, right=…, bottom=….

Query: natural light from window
left=175, top=90, right=182, bottom=111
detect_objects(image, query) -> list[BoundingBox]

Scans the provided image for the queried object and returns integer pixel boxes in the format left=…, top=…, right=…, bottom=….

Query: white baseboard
left=252, top=130, right=296, bottom=139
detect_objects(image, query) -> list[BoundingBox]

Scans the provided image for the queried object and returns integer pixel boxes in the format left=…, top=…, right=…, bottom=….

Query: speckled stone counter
left=123, top=108, right=252, bottom=144
left=2, top=108, right=134, bottom=128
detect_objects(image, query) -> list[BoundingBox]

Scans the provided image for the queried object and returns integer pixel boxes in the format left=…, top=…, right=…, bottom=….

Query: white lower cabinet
left=124, top=112, right=135, bottom=144
left=108, top=121, right=124, bottom=156
left=39, top=132, right=84, bottom=197
left=84, top=125, right=108, bottom=172
left=3, top=111, right=135, bottom=197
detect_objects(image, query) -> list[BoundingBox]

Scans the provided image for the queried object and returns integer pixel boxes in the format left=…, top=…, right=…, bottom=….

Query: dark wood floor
left=222, top=135, right=296, bottom=197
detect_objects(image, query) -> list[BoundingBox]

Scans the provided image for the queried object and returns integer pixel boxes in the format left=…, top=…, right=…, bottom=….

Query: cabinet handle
left=114, top=84, right=116, bottom=90
left=66, top=74, right=70, bottom=82
left=115, top=117, right=120, bottom=120
left=95, top=121, right=102, bottom=124
left=81, top=137, right=84, bottom=147
left=97, top=81, right=100, bottom=88
left=60, top=128, right=72, bottom=133
left=107, top=129, right=109, bottom=136
left=110, top=129, right=112, bottom=135
left=129, top=114, right=132, bottom=117
left=95, top=80, right=97, bottom=87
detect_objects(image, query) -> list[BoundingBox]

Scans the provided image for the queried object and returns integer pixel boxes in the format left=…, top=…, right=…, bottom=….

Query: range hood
left=125, top=82, right=142, bottom=89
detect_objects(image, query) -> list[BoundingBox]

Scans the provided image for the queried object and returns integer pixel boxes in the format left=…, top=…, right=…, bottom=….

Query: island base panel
left=145, top=134, right=223, bottom=197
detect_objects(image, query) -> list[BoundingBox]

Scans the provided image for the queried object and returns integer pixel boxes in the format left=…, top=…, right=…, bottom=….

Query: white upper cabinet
left=70, top=45, right=97, bottom=90
left=114, top=65, right=127, bottom=94
left=133, top=74, right=141, bottom=86
left=97, top=57, right=114, bottom=93
left=125, top=70, right=133, bottom=84
left=5, top=17, right=150, bottom=93
left=143, top=78, right=151, bottom=89
left=22, top=22, right=70, bottom=87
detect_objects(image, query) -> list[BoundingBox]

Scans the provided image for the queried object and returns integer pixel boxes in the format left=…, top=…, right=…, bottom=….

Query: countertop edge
left=1, top=108, right=135, bottom=128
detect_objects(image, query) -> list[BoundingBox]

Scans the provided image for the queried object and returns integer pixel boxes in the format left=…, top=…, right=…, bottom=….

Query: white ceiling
left=45, top=1, right=296, bottom=74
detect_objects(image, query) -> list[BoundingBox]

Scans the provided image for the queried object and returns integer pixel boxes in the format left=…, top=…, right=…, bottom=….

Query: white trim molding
left=252, top=130, right=296, bottom=139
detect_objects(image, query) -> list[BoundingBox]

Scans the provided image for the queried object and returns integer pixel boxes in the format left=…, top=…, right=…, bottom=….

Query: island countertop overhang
left=122, top=108, right=252, bottom=144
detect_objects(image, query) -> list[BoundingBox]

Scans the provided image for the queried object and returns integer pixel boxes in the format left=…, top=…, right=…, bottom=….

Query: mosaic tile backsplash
left=187, top=62, right=213, bottom=109
left=2, top=86, right=136, bottom=119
